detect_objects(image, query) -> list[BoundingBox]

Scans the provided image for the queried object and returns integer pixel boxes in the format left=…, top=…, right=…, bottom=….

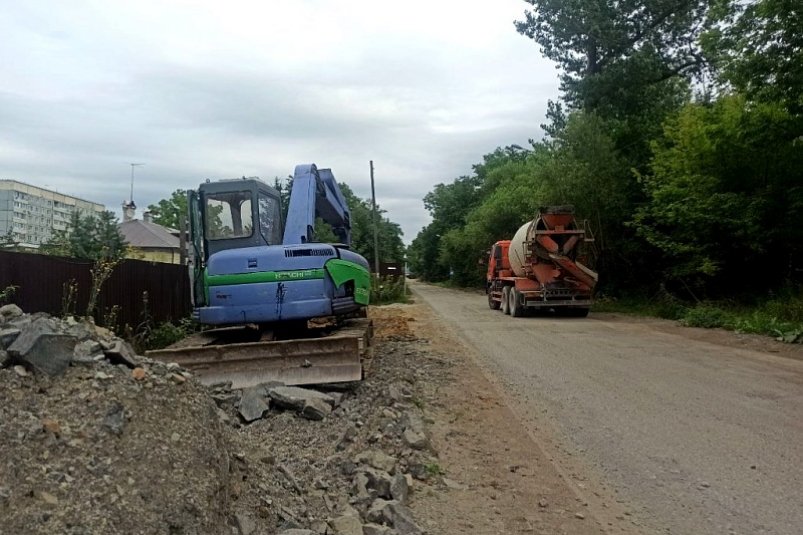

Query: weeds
left=127, top=291, right=199, bottom=352
left=596, top=291, right=803, bottom=343
left=371, top=275, right=410, bottom=305
left=0, top=285, right=19, bottom=305
left=87, top=254, right=122, bottom=318
left=61, top=279, right=79, bottom=317
left=425, top=462, right=444, bottom=477
left=102, top=305, right=121, bottom=334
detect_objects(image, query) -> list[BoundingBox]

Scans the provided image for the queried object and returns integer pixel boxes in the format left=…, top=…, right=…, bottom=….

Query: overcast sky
left=0, top=0, right=557, bottom=241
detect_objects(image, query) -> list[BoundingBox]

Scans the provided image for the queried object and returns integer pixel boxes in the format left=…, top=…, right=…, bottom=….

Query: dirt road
left=411, top=282, right=803, bottom=535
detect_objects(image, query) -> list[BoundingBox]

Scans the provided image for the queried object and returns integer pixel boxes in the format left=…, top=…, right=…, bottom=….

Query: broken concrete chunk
left=328, top=514, right=364, bottom=535
left=238, top=386, right=271, bottom=423
left=102, top=401, right=126, bottom=436
left=363, top=524, right=393, bottom=535
left=102, top=339, right=139, bottom=368
left=7, top=317, right=56, bottom=353
left=0, top=304, right=23, bottom=321
left=268, top=385, right=336, bottom=411
left=0, top=328, right=21, bottom=349
left=232, top=512, right=256, bottom=535
left=401, top=429, right=429, bottom=451
left=368, top=500, right=421, bottom=535
left=388, top=383, right=412, bottom=403
left=278, top=530, right=314, bottom=535
left=301, top=397, right=332, bottom=420
left=390, top=473, right=409, bottom=503
left=9, top=333, right=76, bottom=376
left=365, top=499, right=394, bottom=524
left=73, top=339, right=103, bottom=358
left=354, top=451, right=397, bottom=474
left=0, top=349, right=9, bottom=368
left=384, top=502, right=421, bottom=535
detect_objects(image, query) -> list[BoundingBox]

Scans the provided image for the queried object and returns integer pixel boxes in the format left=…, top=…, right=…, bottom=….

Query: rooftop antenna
left=129, top=163, right=144, bottom=208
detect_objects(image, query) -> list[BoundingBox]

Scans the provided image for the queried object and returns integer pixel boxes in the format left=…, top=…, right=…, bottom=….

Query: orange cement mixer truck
left=486, top=206, right=598, bottom=317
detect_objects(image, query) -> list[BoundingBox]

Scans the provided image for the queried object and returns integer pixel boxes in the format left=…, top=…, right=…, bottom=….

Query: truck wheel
left=501, top=286, right=511, bottom=315
left=488, top=290, right=501, bottom=310
left=571, top=307, right=590, bottom=317
left=510, top=288, right=524, bottom=317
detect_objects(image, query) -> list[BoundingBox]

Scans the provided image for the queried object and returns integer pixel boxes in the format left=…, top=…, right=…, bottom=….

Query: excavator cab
left=188, top=178, right=283, bottom=309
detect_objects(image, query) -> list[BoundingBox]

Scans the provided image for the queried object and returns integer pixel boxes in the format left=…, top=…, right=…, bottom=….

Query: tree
left=339, top=184, right=405, bottom=265
left=633, top=95, right=803, bottom=293
left=147, top=189, right=187, bottom=229
left=515, top=0, right=712, bottom=112
left=43, top=210, right=127, bottom=261
left=709, top=0, right=803, bottom=113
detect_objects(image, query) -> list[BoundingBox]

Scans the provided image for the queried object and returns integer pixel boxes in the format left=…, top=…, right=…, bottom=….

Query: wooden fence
left=0, top=250, right=191, bottom=328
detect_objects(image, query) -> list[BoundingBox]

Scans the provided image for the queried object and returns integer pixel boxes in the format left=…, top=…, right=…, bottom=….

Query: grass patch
left=425, top=462, right=445, bottom=477
left=594, top=292, right=803, bottom=343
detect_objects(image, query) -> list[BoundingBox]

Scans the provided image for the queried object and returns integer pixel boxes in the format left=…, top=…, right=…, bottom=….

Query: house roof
left=118, top=219, right=180, bottom=249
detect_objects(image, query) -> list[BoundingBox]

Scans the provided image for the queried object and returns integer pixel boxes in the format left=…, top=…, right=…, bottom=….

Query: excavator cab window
left=205, top=191, right=253, bottom=240
left=257, top=191, right=283, bottom=245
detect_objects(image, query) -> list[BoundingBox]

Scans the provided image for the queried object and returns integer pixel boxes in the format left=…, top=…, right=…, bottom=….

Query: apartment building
left=0, top=180, right=105, bottom=247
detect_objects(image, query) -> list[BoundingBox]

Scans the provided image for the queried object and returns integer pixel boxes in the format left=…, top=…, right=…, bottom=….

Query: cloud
left=0, top=0, right=557, bottom=241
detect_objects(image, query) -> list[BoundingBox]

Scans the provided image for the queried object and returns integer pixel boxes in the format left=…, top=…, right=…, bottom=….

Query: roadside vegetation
left=408, top=0, right=802, bottom=342
left=371, top=275, right=410, bottom=305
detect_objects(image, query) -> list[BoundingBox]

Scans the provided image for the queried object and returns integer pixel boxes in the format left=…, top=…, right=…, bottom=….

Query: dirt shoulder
left=374, top=303, right=636, bottom=535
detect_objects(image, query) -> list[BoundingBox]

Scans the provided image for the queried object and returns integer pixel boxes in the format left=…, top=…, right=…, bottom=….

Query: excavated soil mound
left=0, top=360, right=231, bottom=535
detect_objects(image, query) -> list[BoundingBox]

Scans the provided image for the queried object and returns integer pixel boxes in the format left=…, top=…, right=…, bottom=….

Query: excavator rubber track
left=146, top=318, right=373, bottom=388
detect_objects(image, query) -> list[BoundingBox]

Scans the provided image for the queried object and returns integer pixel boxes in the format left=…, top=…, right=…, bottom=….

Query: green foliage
left=0, top=285, right=19, bottom=305
left=128, top=290, right=200, bottom=352
left=515, top=0, right=711, bottom=113
left=596, top=292, right=803, bottom=343
left=43, top=210, right=127, bottom=261
left=679, top=304, right=734, bottom=329
left=339, top=184, right=406, bottom=265
left=633, top=95, right=803, bottom=292
left=143, top=319, right=198, bottom=351
left=313, top=217, right=342, bottom=244
left=147, top=189, right=187, bottom=229
left=424, top=462, right=444, bottom=477
left=371, top=275, right=409, bottom=305
left=709, top=0, right=803, bottom=113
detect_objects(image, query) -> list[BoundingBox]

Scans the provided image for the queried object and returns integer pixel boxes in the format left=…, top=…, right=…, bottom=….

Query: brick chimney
left=122, top=201, right=136, bottom=222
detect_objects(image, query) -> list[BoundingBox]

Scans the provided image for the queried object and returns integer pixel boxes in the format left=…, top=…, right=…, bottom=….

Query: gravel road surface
left=412, top=282, right=803, bottom=535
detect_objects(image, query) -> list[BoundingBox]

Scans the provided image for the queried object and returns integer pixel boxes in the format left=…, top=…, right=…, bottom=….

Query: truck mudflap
left=146, top=319, right=373, bottom=387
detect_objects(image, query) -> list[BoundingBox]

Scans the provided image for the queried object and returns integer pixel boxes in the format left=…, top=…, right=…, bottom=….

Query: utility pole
left=370, top=160, right=380, bottom=275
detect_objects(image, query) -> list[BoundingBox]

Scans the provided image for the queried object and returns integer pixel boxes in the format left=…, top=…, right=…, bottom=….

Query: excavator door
left=188, top=189, right=206, bottom=307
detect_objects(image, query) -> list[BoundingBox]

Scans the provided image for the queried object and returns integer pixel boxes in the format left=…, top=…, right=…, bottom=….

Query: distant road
left=412, top=282, right=803, bottom=535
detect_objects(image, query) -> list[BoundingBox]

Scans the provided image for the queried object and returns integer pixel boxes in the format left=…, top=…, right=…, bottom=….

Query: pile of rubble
left=0, top=304, right=232, bottom=534
left=0, top=302, right=444, bottom=535
left=205, top=337, right=441, bottom=535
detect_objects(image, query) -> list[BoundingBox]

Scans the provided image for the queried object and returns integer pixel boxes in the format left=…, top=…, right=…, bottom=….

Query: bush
left=371, top=275, right=409, bottom=305
left=680, top=305, right=734, bottom=329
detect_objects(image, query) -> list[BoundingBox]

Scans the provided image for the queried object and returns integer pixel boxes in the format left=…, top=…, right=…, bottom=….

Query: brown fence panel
left=0, top=251, right=190, bottom=327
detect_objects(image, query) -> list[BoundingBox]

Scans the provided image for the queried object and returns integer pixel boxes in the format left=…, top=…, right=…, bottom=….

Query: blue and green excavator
left=148, top=164, right=373, bottom=387
left=188, top=163, right=371, bottom=325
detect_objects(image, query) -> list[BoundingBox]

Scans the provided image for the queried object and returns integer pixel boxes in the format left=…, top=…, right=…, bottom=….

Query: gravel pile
left=0, top=304, right=231, bottom=535
left=215, top=324, right=450, bottom=535
left=0, top=302, right=448, bottom=535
